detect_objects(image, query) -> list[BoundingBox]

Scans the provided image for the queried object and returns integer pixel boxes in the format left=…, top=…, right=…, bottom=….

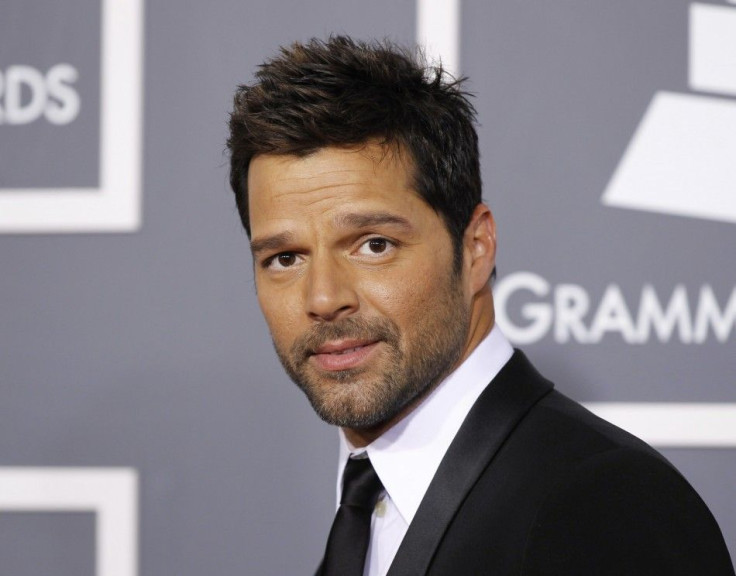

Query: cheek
left=360, top=263, right=438, bottom=324
left=257, top=287, right=300, bottom=345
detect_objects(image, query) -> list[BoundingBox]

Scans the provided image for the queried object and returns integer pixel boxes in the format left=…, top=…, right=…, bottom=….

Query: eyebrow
left=334, top=211, right=414, bottom=231
left=250, top=231, right=294, bottom=256
left=249, top=212, right=413, bottom=256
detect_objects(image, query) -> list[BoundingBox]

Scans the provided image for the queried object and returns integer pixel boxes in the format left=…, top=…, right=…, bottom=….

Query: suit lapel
left=386, top=350, right=553, bottom=576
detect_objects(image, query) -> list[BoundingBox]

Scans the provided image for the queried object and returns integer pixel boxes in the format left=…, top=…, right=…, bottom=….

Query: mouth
left=310, top=339, right=381, bottom=371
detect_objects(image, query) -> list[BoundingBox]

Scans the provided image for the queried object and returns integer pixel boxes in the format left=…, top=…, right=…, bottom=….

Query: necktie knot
left=341, top=456, right=384, bottom=510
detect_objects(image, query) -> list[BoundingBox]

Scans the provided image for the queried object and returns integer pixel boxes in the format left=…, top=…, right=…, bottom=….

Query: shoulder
left=509, top=391, right=734, bottom=575
left=421, top=353, right=734, bottom=575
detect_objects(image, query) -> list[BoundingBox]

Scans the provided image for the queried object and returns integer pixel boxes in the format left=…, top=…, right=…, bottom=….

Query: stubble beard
left=273, top=276, right=471, bottom=431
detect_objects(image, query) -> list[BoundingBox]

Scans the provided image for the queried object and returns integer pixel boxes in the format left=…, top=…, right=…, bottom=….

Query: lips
left=311, top=339, right=380, bottom=371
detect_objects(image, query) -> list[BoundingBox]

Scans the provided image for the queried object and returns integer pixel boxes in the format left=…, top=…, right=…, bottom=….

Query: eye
left=356, top=237, right=395, bottom=257
left=264, top=252, right=301, bottom=270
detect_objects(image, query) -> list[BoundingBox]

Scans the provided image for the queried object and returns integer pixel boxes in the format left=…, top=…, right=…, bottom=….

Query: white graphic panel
left=689, top=3, right=736, bottom=96
left=0, top=0, right=144, bottom=233
left=416, top=0, right=461, bottom=77
left=585, top=403, right=736, bottom=448
left=0, top=467, right=139, bottom=576
left=602, top=91, right=736, bottom=223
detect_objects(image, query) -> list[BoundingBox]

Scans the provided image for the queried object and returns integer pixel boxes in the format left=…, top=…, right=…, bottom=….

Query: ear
left=463, top=203, right=497, bottom=295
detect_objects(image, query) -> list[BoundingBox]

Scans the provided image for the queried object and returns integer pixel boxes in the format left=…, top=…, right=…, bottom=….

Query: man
left=227, top=36, right=734, bottom=575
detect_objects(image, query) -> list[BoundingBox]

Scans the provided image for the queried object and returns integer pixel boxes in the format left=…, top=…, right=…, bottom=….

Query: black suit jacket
left=379, top=351, right=734, bottom=575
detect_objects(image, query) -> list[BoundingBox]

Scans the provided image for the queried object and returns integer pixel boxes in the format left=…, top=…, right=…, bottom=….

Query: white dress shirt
left=335, top=325, right=514, bottom=576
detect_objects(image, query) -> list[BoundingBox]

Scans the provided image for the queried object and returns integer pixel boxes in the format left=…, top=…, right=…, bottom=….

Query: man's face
left=248, top=144, right=474, bottom=440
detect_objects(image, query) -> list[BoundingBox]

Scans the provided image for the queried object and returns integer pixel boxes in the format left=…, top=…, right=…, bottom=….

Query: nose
left=305, top=253, right=359, bottom=322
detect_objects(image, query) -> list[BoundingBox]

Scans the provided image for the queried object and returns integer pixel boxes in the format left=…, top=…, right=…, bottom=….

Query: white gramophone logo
left=602, top=2, right=736, bottom=224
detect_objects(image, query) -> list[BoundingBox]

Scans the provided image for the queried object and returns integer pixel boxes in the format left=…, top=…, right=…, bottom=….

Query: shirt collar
left=337, top=325, right=513, bottom=524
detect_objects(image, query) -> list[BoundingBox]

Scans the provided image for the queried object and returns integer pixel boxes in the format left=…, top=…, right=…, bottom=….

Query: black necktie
left=321, top=456, right=384, bottom=576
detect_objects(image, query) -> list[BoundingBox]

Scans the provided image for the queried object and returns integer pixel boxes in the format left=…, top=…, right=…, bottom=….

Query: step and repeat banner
left=1, top=0, right=734, bottom=574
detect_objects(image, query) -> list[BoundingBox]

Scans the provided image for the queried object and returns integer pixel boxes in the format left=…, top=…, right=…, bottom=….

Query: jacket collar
left=386, top=350, right=554, bottom=576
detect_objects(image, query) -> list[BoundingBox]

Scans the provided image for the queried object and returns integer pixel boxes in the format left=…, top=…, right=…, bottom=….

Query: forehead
left=247, top=144, right=426, bottom=232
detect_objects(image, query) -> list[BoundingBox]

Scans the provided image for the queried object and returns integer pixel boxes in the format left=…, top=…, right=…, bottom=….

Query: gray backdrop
left=1, top=0, right=734, bottom=574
